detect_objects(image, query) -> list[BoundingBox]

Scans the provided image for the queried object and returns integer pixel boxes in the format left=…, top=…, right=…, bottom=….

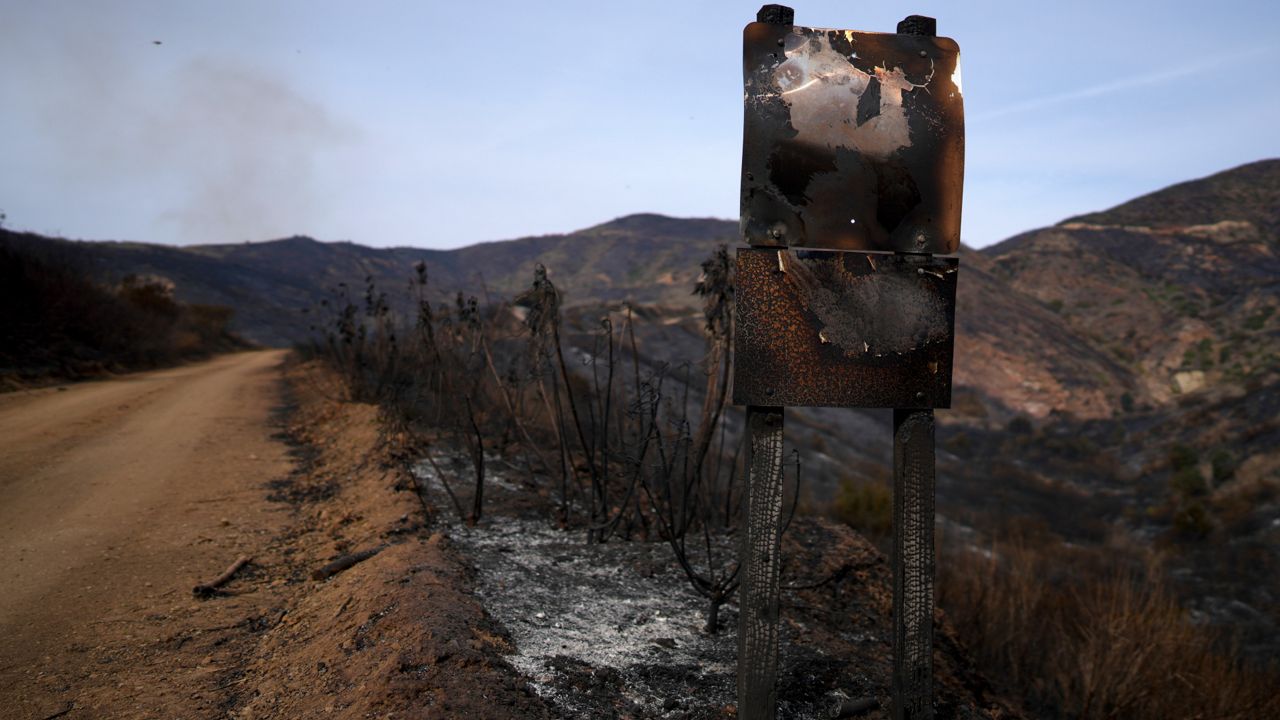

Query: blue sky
left=1, top=0, right=1277, bottom=249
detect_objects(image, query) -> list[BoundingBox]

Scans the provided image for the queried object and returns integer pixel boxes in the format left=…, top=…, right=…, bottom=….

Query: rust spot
left=734, top=247, right=958, bottom=408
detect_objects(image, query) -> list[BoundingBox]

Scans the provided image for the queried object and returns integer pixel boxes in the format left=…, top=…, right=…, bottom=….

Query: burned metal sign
left=732, top=248, right=956, bottom=408
left=741, top=23, right=964, bottom=253
left=734, top=8, right=962, bottom=720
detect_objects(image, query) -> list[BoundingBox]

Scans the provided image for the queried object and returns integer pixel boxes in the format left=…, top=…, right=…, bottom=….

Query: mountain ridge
left=1059, top=158, right=1280, bottom=234
left=3, top=159, right=1276, bottom=422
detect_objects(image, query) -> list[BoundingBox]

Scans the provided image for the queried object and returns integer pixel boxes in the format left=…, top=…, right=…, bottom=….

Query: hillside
left=0, top=232, right=249, bottom=389
left=4, top=219, right=1139, bottom=423
left=986, top=159, right=1280, bottom=407
left=1064, top=159, right=1280, bottom=234
left=0, top=215, right=736, bottom=348
left=963, top=160, right=1280, bottom=664
left=8, top=159, right=1276, bottom=451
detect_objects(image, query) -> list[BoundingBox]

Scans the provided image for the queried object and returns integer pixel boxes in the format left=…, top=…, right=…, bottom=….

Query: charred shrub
left=0, top=231, right=247, bottom=385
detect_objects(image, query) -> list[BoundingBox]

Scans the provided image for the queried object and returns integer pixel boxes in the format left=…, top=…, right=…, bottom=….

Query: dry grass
left=938, top=534, right=1280, bottom=719
left=830, top=470, right=893, bottom=541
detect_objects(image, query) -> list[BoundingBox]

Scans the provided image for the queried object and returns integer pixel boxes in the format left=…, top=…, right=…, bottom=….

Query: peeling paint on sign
left=773, top=32, right=924, bottom=159
left=741, top=23, right=964, bottom=253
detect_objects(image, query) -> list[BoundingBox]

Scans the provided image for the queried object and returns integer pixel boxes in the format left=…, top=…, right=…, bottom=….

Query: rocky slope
left=985, top=159, right=1280, bottom=408
left=963, top=159, right=1280, bottom=661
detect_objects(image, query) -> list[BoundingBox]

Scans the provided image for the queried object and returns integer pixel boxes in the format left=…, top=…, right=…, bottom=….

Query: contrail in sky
left=974, top=46, right=1273, bottom=122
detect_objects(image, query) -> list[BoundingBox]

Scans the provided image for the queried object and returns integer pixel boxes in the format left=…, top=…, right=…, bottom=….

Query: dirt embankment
left=0, top=353, right=546, bottom=719
left=226, top=363, right=551, bottom=719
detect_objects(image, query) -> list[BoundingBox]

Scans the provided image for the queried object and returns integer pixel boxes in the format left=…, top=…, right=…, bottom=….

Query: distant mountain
left=985, top=158, right=1279, bottom=407
left=0, top=214, right=737, bottom=347
left=4, top=159, right=1275, bottom=422
left=1065, top=159, right=1280, bottom=235
left=193, top=212, right=737, bottom=309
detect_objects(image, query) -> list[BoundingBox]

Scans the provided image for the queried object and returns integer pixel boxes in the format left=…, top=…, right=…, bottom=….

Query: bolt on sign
left=733, top=6, right=962, bottom=720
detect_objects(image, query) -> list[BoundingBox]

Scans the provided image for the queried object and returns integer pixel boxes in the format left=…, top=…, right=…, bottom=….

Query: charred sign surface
left=733, top=248, right=956, bottom=408
left=741, top=23, right=964, bottom=253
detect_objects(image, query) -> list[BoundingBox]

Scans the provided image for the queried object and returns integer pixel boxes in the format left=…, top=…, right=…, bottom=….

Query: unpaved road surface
left=0, top=351, right=293, bottom=718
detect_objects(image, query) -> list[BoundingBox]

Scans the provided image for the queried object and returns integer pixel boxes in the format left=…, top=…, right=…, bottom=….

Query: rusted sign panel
left=732, top=248, right=956, bottom=408
left=741, top=23, right=964, bottom=253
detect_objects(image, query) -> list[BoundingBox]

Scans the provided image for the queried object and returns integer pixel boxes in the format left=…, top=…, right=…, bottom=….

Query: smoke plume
left=0, top=8, right=358, bottom=244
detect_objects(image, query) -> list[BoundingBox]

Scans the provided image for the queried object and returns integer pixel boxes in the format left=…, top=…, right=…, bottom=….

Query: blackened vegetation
left=304, top=245, right=792, bottom=633
left=0, top=230, right=248, bottom=388
left=301, top=243, right=1280, bottom=719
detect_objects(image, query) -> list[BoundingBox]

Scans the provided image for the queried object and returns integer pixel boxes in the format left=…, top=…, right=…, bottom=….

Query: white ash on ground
left=412, top=460, right=842, bottom=719
left=456, top=517, right=739, bottom=717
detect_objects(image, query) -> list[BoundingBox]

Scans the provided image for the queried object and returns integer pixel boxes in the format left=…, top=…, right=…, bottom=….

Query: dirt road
left=0, top=350, right=294, bottom=718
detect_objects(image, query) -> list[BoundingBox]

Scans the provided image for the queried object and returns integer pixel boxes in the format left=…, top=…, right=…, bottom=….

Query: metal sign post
left=734, top=6, right=963, bottom=720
